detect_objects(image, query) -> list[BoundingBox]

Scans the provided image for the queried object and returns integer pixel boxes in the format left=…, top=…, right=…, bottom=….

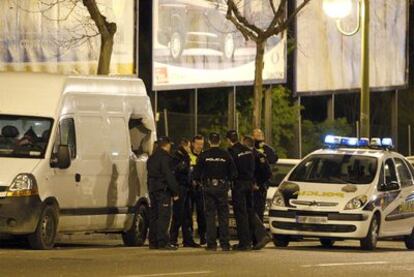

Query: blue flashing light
left=358, top=138, right=369, bottom=147
left=341, top=137, right=358, bottom=147
left=382, top=138, right=393, bottom=147
left=324, top=135, right=341, bottom=145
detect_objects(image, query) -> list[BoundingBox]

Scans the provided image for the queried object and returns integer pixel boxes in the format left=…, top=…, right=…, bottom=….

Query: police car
left=269, top=136, right=414, bottom=250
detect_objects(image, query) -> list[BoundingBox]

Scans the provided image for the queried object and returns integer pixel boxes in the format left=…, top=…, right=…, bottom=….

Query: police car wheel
left=27, top=205, right=58, bottom=250
left=320, top=238, right=335, bottom=248
left=360, top=216, right=379, bottom=250
left=122, top=205, right=148, bottom=247
left=404, top=228, right=414, bottom=250
left=273, top=235, right=289, bottom=247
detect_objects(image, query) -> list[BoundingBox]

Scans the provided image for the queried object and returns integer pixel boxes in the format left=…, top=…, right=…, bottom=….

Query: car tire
left=360, top=216, right=379, bottom=250
left=320, top=238, right=335, bottom=248
left=169, top=32, right=184, bottom=62
left=122, top=205, right=148, bottom=247
left=404, top=228, right=414, bottom=250
left=27, top=205, right=58, bottom=250
left=221, top=33, right=235, bottom=62
left=272, top=234, right=289, bottom=247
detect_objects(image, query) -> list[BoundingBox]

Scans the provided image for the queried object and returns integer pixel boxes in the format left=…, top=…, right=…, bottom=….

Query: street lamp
left=323, top=0, right=370, bottom=138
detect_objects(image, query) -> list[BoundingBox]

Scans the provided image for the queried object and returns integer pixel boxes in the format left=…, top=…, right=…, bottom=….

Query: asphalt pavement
left=0, top=236, right=414, bottom=277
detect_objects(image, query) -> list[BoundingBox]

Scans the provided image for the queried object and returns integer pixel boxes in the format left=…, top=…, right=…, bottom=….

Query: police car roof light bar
left=324, top=135, right=393, bottom=150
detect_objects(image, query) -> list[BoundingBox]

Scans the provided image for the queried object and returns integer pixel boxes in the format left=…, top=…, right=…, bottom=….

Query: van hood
left=277, top=181, right=370, bottom=209
left=0, top=158, right=40, bottom=187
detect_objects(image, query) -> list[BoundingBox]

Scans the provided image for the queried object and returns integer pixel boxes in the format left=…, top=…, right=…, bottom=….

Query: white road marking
left=301, top=261, right=389, bottom=268
left=122, top=271, right=213, bottom=277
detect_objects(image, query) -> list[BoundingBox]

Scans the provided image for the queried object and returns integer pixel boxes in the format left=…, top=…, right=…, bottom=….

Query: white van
left=269, top=136, right=414, bottom=250
left=0, top=73, right=156, bottom=249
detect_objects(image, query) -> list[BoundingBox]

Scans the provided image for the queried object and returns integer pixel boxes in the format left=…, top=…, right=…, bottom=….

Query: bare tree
left=14, top=0, right=117, bottom=75
left=82, top=0, right=116, bottom=75
left=225, top=0, right=311, bottom=128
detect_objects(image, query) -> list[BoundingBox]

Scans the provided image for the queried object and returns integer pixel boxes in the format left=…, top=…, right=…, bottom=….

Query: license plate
left=296, top=216, right=327, bottom=224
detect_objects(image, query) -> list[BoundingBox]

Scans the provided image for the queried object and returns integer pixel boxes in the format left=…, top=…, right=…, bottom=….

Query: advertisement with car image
left=153, top=0, right=286, bottom=90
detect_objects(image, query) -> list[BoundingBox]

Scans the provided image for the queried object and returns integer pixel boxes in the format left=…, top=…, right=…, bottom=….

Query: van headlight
left=344, top=195, right=367, bottom=210
left=272, top=191, right=286, bottom=207
left=7, top=174, right=38, bottom=197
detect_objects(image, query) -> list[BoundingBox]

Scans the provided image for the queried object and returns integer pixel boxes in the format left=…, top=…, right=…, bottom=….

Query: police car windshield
left=289, top=154, right=377, bottom=185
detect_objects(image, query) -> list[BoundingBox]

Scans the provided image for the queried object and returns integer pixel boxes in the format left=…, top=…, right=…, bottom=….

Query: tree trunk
left=82, top=0, right=117, bottom=75
left=253, top=40, right=266, bottom=129
left=97, top=33, right=114, bottom=75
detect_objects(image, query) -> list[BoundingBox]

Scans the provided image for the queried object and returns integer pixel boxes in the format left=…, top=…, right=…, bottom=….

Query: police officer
left=147, top=136, right=179, bottom=250
left=193, top=132, right=237, bottom=251
left=169, top=138, right=201, bottom=248
left=243, top=136, right=272, bottom=223
left=252, top=129, right=278, bottom=222
left=188, top=135, right=207, bottom=245
left=253, top=128, right=278, bottom=165
left=227, top=130, right=271, bottom=251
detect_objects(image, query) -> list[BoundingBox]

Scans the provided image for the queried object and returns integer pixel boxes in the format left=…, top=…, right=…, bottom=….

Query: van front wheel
left=122, top=205, right=148, bottom=247
left=28, top=205, right=58, bottom=250
left=273, top=235, right=289, bottom=247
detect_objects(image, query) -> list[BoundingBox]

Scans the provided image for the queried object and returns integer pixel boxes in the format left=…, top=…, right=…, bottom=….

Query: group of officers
left=146, top=128, right=278, bottom=251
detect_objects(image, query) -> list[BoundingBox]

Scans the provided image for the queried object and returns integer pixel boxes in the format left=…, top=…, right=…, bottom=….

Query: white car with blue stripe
left=269, top=136, right=414, bottom=250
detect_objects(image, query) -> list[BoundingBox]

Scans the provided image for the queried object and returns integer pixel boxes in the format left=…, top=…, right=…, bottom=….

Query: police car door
left=379, top=157, right=403, bottom=236
left=384, top=157, right=414, bottom=235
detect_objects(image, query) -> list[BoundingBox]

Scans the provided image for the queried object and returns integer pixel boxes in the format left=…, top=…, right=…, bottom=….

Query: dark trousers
left=148, top=191, right=172, bottom=247
left=232, top=180, right=268, bottom=247
left=190, top=187, right=206, bottom=241
left=253, top=185, right=268, bottom=223
left=169, top=185, right=194, bottom=244
left=204, top=185, right=230, bottom=248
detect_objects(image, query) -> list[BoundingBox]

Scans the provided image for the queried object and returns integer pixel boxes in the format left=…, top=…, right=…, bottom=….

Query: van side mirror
left=50, top=145, right=71, bottom=169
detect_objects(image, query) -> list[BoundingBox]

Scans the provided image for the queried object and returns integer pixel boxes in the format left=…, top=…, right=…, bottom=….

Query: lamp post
left=323, top=0, right=370, bottom=138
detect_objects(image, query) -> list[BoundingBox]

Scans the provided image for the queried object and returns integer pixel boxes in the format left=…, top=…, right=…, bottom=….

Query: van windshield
left=0, top=115, right=53, bottom=158
left=289, top=154, right=378, bottom=185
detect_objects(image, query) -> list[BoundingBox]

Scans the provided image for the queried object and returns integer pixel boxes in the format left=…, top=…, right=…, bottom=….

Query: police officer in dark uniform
left=147, top=136, right=179, bottom=250
left=188, top=135, right=207, bottom=245
left=169, top=138, right=200, bottom=248
left=227, top=130, right=271, bottom=251
left=193, top=132, right=237, bottom=251
left=253, top=129, right=279, bottom=222
left=243, top=136, right=272, bottom=223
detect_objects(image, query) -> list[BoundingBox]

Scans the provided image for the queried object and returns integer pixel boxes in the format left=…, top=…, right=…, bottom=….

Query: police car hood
left=0, top=158, right=40, bottom=188
left=278, top=181, right=370, bottom=209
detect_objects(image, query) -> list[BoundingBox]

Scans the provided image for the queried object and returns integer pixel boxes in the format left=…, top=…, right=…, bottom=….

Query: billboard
left=0, top=0, right=134, bottom=75
left=152, top=0, right=287, bottom=90
left=296, top=0, right=408, bottom=94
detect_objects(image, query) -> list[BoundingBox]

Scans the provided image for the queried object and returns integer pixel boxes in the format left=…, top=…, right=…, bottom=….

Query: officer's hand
left=192, top=181, right=198, bottom=188
left=253, top=184, right=260, bottom=191
left=173, top=196, right=179, bottom=201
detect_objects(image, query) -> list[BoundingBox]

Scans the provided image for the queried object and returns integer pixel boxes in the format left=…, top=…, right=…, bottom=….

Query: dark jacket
left=228, top=142, right=255, bottom=182
left=255, top=140, right=278, bottom=165
left=193, top=147, right=237, bottom=181
left=147, top=148, right=179, bottom=195
left=254, top=149, right=272, bottom=185
left=172, top=146, right=191, bottom=186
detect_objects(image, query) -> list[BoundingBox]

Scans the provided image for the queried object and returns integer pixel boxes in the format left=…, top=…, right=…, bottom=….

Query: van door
left=47, top=117, right=83, bottom=231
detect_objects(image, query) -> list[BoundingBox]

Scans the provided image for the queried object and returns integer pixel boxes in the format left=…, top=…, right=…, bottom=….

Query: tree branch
left=226, top=0, right=262, bottom=37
